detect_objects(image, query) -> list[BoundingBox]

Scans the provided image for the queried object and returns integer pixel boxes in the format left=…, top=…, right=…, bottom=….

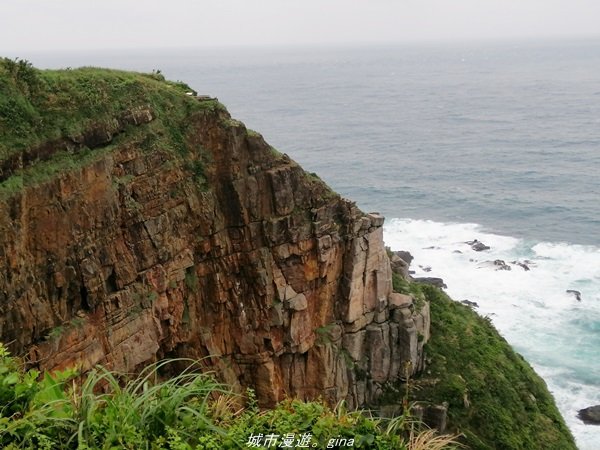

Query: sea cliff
left=0, top=59, right=576, bottom=449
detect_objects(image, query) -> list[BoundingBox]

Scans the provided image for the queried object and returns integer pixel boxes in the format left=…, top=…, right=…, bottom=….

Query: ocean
left=26, top=38, right=600, bottom=449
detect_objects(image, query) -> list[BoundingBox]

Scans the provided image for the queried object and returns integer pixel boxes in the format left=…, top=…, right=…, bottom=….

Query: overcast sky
left=1, top=0, right=600, bottom=53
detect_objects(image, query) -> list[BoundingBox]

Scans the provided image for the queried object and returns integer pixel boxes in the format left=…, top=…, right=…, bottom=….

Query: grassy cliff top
left=0, top=58, right=210, bottom=160
left=0, top=58, right=228, bottom=198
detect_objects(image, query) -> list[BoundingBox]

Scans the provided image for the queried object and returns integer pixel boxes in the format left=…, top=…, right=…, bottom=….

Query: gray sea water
left=24, top=39, right=600, bottom=448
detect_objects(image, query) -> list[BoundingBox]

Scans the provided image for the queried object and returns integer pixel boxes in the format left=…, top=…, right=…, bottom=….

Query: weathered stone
left=270, top=302, right=285, bottom=327
left=411, top=402, right=448, bottom=433
left=374, top=309, right=388, bottom=324
left=390, top=255, right=410, bottom=279
left=366, top=323, right=390, bottom=382
left=389, top=293, right=413, bottom=309
left=344, top=311, right=375, bottom=333
left=0, top=90, right=431, bottom=412
left=286, top=293, right=308, bottom=311
left=394, top=250, right=413, bottom=265
left=343, top=330, right=366, bottom=361
left=388, top=322, right=401, bottom=378
left=367, top=212, right=385, bottom=227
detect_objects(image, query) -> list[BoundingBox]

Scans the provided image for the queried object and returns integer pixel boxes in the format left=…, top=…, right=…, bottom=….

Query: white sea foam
left=384, top=218, right=600, bottom=450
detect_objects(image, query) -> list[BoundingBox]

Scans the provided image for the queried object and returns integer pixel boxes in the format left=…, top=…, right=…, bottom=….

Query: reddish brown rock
left=0, top=104, right=430, bottom=408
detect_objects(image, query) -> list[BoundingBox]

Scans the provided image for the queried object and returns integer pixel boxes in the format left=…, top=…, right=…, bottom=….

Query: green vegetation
left=0, top=343, right=461, bottom=449
left=302, top=170, right=338, bottom=202
left=184, top=268, right=199, bottom=292
left=0, top=57, right=225, bottom=198
left=403, top=285, right=576, bottom=450
left=0, top=58, right=196, bottom=157
left=44, top=317, right=86, bottom=342
left=391, top=273, right=426, bottom=311
left=184, top=159, right=208, bottom=191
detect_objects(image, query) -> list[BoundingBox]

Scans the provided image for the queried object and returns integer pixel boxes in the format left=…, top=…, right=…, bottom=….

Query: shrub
left=407, top=285, right=576, bottom=450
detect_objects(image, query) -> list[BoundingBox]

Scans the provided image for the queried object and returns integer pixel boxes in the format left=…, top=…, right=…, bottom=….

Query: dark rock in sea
left=466, top=239, right=490, bottom=251
left=420, top=265, right=432, bottom=272
left=472, top=242, right=490, bottom=251
left=461, top=300, right=479, bottom=308
left=414, top=277, right=447, bottom=289
left=578, top=405, right=600, bottom=424
left=493, top=259, right=511, bottom=271
left=566, top=290, right=582, bottom=301
left=511, top=260, right=531, bottom=271
left=453, top=250, right=463, bottom=254
left=477, top=260, right=511, bottom=271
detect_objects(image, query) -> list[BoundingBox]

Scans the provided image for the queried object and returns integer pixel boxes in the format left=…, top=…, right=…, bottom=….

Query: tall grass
left=0, top=349, right=227, bottom=449
left=72, top=359, right=227, bottom=448
left=0, top=343, right=461, bottom=449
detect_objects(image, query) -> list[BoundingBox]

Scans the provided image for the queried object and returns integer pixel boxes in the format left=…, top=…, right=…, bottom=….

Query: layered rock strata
left=0, top=99, right=429, bottom=408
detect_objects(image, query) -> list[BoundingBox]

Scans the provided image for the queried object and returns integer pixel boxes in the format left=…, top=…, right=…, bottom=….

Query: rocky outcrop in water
left=578, top=405, right=600, bottom=424
left=467, top=239, right=490, bottom=252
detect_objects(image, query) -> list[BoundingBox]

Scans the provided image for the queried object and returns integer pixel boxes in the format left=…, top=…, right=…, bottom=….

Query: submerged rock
left=477, top=260, right=511, bottom=271
left=511, top=260, right=531, bottom=271
left=493, top=259, right=511, bottom=271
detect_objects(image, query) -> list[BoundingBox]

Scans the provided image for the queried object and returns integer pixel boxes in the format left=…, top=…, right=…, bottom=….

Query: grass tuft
left=0, top=342, right=463, bottom=449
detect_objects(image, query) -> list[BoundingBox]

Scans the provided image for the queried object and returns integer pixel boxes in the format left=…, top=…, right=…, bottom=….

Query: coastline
left=384, top=217, right=600, bottom=449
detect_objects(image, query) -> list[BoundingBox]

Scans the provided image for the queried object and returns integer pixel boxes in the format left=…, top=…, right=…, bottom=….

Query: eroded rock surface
left=0, top=105, right=429, bottom=408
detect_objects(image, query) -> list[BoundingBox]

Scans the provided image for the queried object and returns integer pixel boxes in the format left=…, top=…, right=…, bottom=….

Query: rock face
left=0, top=97, right=428, bottom=408
left=389, top=250, right=413, bottom=280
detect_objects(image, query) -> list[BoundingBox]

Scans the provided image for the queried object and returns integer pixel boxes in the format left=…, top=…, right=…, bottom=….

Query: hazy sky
left=1, top=0, right=600, bottom=52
